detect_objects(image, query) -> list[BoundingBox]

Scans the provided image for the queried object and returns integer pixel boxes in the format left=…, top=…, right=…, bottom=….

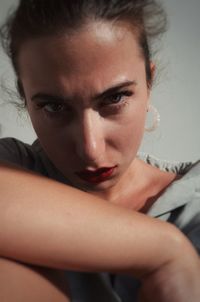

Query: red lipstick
left=76, top=166, right=116, bottom=184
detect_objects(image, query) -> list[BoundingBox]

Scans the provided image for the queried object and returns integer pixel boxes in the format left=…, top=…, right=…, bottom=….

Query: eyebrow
left=31, top=80, right=137, bottom=103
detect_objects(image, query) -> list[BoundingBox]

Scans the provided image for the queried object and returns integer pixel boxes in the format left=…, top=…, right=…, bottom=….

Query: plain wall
left=0, top=0, right=200, bottom=161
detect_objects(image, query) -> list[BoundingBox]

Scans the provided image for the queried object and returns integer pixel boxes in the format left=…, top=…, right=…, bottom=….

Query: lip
left=75, top=166, right=117, bottom=184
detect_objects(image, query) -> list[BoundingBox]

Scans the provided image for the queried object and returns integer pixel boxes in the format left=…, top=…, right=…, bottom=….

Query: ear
left=150, top=62, right=156, bottom=82
left=147, top=62, right=156, bottom=97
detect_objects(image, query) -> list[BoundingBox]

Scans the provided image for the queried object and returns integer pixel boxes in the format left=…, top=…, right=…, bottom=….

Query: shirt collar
left=141, top=157, right=200, bottom=217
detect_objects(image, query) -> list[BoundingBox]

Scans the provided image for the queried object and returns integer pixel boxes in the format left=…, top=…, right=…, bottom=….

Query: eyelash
left=38, top=103, right=66, bottom=112
left=101, top=90, right=133, bottom=110
left=36, top=90, right=134, bottom=117
left=36, top=103, right=70, bottom=116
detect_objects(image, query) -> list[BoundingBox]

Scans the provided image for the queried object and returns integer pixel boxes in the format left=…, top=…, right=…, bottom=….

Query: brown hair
left=0, top=0, right=167, bottom=99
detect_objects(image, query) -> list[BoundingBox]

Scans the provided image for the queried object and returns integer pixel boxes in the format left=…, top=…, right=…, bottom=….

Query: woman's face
left=18, top=21, right=153, bottom=193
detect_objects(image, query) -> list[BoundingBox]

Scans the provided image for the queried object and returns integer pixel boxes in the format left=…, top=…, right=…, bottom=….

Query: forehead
left=18, top=21, right=145, bottom=94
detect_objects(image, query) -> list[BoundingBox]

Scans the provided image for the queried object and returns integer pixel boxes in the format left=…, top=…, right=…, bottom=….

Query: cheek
left=108, top=105, right=146, bottom=155
left=28, top=109, right=75, bottom=160
left=113, top=124, right=144, bottom=159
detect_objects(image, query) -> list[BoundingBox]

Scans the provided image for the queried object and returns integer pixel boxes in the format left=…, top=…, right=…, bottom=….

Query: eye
left=103, top=90, right=133, bottom=106
left=35, top=102, right=71, bottom=114
left=99, top=90, right=133, bottom=115
left=35, top=102, right=73, bottom=122
left=43, top=103, right=65, bottom=113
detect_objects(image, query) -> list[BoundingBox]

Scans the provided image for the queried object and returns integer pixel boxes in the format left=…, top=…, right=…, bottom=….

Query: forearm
left=0, top=162, right=198, bottom=278
left=0, top=257, right=70, bottom=302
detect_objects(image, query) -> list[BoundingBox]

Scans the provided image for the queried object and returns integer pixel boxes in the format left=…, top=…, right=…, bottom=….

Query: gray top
left=0, top=137, right=200, bottom=302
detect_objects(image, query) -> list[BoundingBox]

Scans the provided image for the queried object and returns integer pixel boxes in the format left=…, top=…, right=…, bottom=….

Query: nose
left=74, top=110, right=105, bottom=165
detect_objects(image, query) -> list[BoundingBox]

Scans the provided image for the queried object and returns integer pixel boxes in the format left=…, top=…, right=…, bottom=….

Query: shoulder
left=138, top=152, right=195, bottom=175
left=0, top=137, right=49, bottom=177
left=0, top=137, right=34, bottom=165
left=140, top=153, right=200, bottom=198
left=0, top=137, right=68, bottom=182
left=141, top=153, right=200, bottom=254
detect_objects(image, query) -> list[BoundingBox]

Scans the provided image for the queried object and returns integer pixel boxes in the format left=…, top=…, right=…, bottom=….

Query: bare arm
left=0, top=162, right=200, bottom=301
left=0, top=257, right=70, bottom=302
left=0, top=162, right=181, bottom=273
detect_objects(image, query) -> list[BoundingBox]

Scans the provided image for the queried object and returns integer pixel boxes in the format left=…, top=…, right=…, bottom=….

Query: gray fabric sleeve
left=185, top=224, right=200, bottom=255
left=0, top=137, right=41, bottom=170
left=0, top=137, right=26, bottom=165
left=182, top=208, right=200, bottom=255
left=171, top=199, right=200, bottom=256
left=0, top=137, right=63, bottom=180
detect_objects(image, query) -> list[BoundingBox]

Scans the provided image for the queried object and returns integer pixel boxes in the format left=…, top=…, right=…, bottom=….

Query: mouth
left=75, top=166, right=117, bottom=184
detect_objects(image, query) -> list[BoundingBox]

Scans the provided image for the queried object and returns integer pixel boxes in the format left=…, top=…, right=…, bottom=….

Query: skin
left=0, top=258, right=70, bottom=302
left=0, top=163, right=200, bottom=302
left=18, top=20, right=176, bottom=207
left=1, top=20, right=200, bottom=301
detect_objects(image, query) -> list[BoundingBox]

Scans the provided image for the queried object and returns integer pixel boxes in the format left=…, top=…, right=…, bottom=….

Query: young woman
left=0, top=0, right=200, bottom=301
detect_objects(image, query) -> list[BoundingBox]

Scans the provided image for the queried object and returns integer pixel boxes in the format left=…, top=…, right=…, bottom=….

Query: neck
left=89, top=158, right=178, bottom=212
left=90, top=158, right=148, bottom=209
